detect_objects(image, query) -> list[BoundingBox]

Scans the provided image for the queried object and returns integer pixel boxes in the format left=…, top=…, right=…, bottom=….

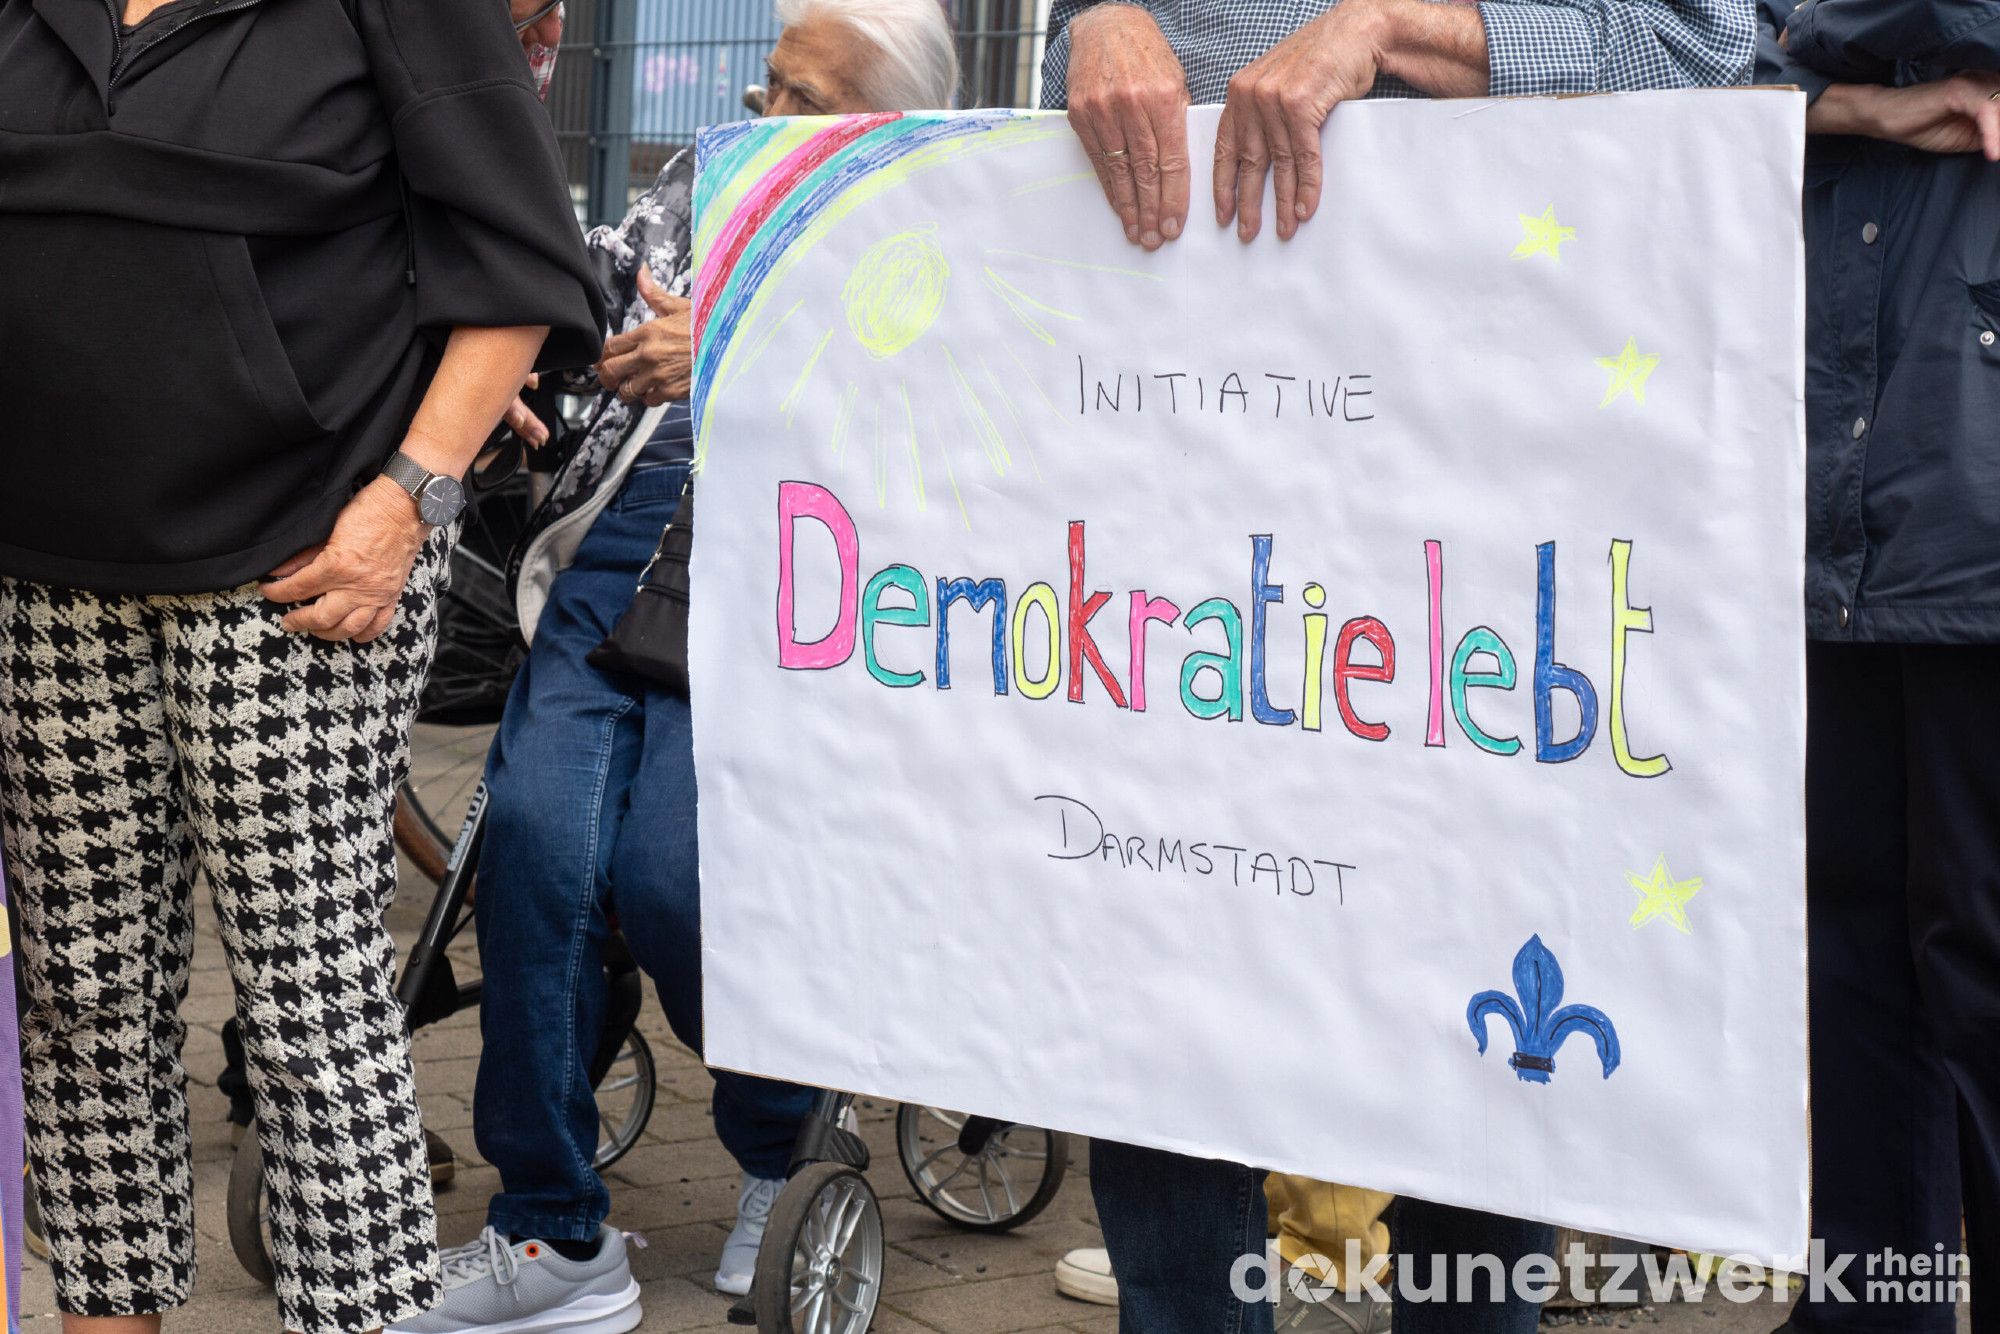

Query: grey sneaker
left=389, top=1226, right=642, bottom=1334
left=714, top=1174, right=785, bottom=1295
left=1278, top=1265, right=1390, bottom=1333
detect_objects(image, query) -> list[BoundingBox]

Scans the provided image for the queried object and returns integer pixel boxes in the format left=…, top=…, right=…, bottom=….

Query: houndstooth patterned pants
left=0, top=532, right=454, bottom=1333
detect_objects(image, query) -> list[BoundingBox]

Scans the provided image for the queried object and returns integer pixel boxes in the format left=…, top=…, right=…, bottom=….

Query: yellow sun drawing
left=841, top=226, right=951, bottom=360
left=724, top=219, right=1160, bottom=530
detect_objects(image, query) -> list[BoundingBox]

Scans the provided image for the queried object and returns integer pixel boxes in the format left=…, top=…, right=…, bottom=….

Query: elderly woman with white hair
left=387, top=4, right=957, bottom=1333
left=765, top=0, right=962, bottom=114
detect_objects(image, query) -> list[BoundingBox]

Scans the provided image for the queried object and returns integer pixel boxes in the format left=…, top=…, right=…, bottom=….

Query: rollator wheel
left=226, top=1132, right=278, bottom=1288
left=591, top=1028, right=657, bottom=1171
left=896, top=1105, right=1069, bottom=1232
left=752, top=1161, right=884, bottom=1334
left=227, top=1125, right=463, bottom=1287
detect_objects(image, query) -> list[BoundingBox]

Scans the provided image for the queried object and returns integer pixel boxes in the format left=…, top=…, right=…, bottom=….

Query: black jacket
left=0, top=0, right=605, bottom=593
left=1758, top=0, right=2000, bottom=643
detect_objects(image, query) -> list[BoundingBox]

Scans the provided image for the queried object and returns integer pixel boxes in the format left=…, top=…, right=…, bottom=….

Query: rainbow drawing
left=690, top=110, right=1072, bottom=457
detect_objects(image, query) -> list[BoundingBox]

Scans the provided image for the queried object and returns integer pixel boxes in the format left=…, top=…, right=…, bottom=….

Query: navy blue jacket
left=1758, top=0, right=2000, bottom=642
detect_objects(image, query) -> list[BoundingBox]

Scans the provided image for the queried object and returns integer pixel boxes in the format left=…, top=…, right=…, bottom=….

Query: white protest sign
left=689, top=92, right=1808, bottom=1261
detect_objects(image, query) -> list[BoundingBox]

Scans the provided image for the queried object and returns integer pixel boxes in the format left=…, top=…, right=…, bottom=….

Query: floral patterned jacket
left=508, top=149, right=695, bottom=640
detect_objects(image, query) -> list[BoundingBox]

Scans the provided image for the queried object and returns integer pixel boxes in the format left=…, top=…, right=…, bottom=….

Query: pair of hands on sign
left=1065, top=0, right=1407, bottom=247
left=500, top=265, right=694, bottom=449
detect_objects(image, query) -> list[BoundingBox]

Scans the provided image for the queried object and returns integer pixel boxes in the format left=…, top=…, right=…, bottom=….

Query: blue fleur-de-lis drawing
left=1466, top=935, right=1621, bottom=1084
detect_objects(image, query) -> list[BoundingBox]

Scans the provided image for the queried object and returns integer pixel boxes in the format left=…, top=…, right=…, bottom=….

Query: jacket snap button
left=1983, top=331, right=1996, bottom=348
left=1838, top=606, right=1851, bottom=630
left=1861, top=222, right=1880, bottom=244
left=1851, top=417, right=1868, bottom=439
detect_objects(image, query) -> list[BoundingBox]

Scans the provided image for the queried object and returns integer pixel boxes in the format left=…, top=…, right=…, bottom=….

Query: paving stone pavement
left=13, top=846, right=1969, bottom=1333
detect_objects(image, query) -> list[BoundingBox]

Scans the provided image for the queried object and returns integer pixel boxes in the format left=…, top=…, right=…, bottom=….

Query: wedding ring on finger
left=1098, top=148, right=1130, bottom=159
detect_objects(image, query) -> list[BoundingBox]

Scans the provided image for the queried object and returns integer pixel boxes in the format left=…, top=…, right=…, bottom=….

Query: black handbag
left=587, top=478, right=695, bottom=697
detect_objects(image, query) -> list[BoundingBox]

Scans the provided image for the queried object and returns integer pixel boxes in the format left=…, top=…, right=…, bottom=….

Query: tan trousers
left=1266, top=1174, right=1395, bottom=1287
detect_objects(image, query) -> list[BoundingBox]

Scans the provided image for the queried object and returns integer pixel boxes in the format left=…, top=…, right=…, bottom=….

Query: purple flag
left=0, top=861, right=20, bottom=1331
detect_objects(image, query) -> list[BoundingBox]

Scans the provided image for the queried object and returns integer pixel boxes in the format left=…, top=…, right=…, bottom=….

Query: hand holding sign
left=1062, top=3, right=1191, bottom=251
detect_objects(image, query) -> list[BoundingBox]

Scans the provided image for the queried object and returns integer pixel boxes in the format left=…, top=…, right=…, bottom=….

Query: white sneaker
left=714, top=1173, right=786, bottom=1296
left=1055, top=1247, right=1119, bottom=1306
left=389, top=1225, right=641, bottom=1333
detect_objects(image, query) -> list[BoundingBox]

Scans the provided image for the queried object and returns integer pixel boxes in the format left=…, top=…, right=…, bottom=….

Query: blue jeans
left=474, top=460, right=814, bottom=1242
left=1091, top=1139, right=1556, bottom=1334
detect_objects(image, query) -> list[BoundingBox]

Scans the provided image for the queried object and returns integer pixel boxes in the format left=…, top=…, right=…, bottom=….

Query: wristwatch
left=380, top=451, right=467, bottom=526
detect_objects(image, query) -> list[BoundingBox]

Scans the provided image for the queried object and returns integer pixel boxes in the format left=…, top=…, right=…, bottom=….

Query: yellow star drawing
left=1626, top=854, right=1702, bottom=934
left=1597, top=338, right=1660, bottom=408
left=1512, top=205, right=1576, bottom=260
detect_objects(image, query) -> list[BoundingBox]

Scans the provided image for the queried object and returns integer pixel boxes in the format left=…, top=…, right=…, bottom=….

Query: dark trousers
left=1090, top=1139, right=1554, bottom=1334
left=1788, top=643, right=2000, bottom=1333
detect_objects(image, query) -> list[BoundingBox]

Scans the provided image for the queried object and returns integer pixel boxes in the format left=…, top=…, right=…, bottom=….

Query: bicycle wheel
left=896, top=1105, right=1069, bottom=1232
left=396, top=727, right=494, bottom=885
left=397, top=458, right=533, bottom=883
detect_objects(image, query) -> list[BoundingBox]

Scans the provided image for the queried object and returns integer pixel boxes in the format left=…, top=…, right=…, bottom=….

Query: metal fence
left=546, top=0, right=1051, bottom=227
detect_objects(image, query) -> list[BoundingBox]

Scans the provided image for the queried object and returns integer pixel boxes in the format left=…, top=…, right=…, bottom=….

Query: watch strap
left=381, top=450, right=431, bottom=498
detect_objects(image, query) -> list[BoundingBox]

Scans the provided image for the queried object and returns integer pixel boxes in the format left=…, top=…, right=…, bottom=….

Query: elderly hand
left=1064, top=3, right=1190, bottom=250
left=1843, top=73, right=2000, bottom=159
left=1215, top=0, right=1390, bottom=242
left=261, top=476, right=427, bottom=643
left=597, top=266, right=692, bottom=407
left=502, top=372, right=550, bottom=448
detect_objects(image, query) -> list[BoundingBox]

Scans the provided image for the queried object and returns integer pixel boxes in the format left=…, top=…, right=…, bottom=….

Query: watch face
left=418, top=476, right=465, bottom=526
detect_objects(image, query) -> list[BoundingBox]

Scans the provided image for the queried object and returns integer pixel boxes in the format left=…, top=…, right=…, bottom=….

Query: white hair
left=774, top=0, right=960, bottom=111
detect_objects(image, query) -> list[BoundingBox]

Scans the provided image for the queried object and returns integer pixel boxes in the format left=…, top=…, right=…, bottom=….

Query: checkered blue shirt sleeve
left=1478, top=1, right=1753, bottom=94
left=1040, top=0, right=1753, bottom=110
